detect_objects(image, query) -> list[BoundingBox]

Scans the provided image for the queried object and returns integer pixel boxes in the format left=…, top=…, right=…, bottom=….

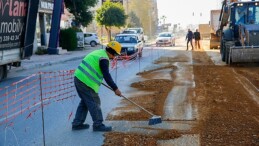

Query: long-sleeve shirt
left=100, top=58, right=118, bottom=91
left=193, top=32, right=201, bottom=40
left=186, top=31, right=193, bottom=41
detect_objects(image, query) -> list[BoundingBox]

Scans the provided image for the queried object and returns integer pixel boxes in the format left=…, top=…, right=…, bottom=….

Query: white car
left=114, top=34, right=144, bottom=58
left=127, top=27, right=145, bottom=42
left=84, top=32, right=100, bottom=47
left=156, top=32, right=175, bottom=47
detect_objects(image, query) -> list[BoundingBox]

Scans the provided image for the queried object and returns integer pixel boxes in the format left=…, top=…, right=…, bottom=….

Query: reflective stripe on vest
left=81, top=60, right=102, bottom=80
left=78, top=61, right=102, bottom=85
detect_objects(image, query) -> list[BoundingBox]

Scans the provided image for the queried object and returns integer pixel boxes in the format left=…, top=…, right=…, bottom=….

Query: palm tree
left=160, top=15, right=167, bottom=25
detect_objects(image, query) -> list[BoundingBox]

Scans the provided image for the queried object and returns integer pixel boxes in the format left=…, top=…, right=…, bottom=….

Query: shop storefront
left=36, top=0, right=54, bottom=47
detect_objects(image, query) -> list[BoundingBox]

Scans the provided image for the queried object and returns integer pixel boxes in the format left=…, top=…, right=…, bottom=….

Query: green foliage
left=128, top=0, right=156, bottom=36
left=71, top=27, right=83, bottom=32
left=127, top=11, right=142, bottom=27
left=95, top=1, right=127, bottom=27
left=64, top=0, right=98, bottom=26
left=59, top=28, right=78, bottom=51
left=95, top=1, right=127, bottom=41
left=35, top=46, right=48, bottom=55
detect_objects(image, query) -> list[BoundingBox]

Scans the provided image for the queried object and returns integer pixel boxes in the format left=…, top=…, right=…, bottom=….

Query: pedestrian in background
left=72, top=41, right=122, bottom=132
left=193, top=29, right=201, bottom=49
left=186, top=29, right=194, bottom=51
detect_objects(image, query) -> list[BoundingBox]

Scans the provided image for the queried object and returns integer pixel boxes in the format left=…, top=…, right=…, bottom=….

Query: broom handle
left=102, top=83, right=155, bottom=116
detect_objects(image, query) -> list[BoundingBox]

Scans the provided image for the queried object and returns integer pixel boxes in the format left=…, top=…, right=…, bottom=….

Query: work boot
left=93, top=124, right=112, bottom=132
left=72, top=123, right=90, bottom=130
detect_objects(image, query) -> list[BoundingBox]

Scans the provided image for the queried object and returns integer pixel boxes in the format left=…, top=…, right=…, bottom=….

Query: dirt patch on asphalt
left=105, top=61, right=179, bottom=145
left=234, top=67, right=259, bottom=89
left=107, top=69, right=174, bottom=120
left=191, top=50, right=259, bottom=145
left=103, top=129, right=181, bottom=146
left=103, top=48, right=259, bottom=145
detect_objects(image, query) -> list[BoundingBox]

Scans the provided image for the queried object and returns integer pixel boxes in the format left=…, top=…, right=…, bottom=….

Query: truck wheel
left=225, top=48, right=229, bottom=64
left=221, top=40, right=226, bottom=62
left=0, top=65, right=7, bottom=81
left=225, top=41, right=235, bottom=64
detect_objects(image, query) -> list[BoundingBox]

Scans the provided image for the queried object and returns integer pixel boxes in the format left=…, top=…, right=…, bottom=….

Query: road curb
left=15, top=55, right=85, bottom=72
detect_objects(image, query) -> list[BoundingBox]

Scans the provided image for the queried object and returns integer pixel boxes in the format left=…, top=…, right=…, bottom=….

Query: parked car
left=127, top=27, right=145, bottom=42
left=155, top=32, right=175, bottom=47
left=121, top=29, right=138, bottom=34
left=114, top=34, right=144, bottom=58
left=84, top=32, right=100, bottom=47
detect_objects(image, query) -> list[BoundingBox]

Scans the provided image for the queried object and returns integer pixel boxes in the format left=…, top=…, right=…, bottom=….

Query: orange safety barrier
left=0, top=70, right=76, bottom=126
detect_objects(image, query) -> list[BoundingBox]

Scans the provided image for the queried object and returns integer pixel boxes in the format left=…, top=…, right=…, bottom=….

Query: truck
left=199, top=24, right=211, bottom=40
left=0, top=0, right=39, bottom=81
left=209, top=9, right=221, bottom=49
left=217, top=0, right=259, bottom=64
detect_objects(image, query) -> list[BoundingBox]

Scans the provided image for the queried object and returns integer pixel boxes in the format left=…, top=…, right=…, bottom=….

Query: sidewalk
left=15, top=45, right=102, bottom=72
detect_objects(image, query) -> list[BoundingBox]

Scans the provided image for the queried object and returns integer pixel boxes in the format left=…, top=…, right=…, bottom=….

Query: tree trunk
left=105, top=26, right=111, bottom=42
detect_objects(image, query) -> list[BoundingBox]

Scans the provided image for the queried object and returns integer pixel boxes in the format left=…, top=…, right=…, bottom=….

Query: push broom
left=102, top=83, right=162, bottom=125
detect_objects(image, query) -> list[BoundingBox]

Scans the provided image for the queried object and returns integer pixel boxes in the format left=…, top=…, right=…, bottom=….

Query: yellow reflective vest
left=74, top=49, right=109, bottom=93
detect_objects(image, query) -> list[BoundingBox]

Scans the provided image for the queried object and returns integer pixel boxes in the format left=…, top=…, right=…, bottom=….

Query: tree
left=64, top=0, right=98, bottom=27
left=96, top=1, right=127, bottom=42
left=128, top=0, right=156, bottom=37
left=160, top=15, right=167, bottom=25
left=127, top=11, right=142, bottom=27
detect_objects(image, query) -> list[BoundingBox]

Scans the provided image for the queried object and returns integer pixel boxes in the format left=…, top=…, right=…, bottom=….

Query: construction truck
left=199, top=24, right=211, bottom=40
left=209, top=10, right=221, bottom=49
left=0, top=0, right=39, bottom=81
left=218, top=0, right=259, bottom=64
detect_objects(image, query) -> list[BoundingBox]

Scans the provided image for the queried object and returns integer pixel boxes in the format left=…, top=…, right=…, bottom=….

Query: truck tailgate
left=0, top=49, right=21, bottom=65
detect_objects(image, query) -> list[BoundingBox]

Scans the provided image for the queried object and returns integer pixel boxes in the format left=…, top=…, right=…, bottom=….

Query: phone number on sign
left=0, top=35, right=20, bottom=43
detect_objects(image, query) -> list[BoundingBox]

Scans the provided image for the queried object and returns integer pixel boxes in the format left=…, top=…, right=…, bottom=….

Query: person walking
left=72, top=41, right=122, bottom=132
left=186, top=29, right=194, bottom=51
left=193, top=29, right=201, bottom=49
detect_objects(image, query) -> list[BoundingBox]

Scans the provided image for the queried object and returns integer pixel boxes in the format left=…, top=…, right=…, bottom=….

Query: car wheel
left=90, top=41, right=97, bottom=47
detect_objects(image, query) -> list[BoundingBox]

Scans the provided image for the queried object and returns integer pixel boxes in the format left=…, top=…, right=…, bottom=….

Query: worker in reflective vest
left=72, top=41, right=122, bottom=132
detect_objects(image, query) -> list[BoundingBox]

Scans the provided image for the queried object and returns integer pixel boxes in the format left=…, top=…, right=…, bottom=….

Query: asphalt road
left=0, top=46, right=171, bottom=146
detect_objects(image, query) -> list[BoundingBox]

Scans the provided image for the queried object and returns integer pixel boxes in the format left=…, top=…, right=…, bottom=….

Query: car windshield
left=115, top=36, right=138, bottom=43
left=122, top=30, right=137, bottom=34
left=159, top=33, right=171, bottom=37
left=128, top=28, right=141, bottom=33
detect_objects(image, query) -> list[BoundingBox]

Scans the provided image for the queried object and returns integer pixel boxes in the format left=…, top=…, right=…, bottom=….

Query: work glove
left=114, top=89, right=122, bottom=96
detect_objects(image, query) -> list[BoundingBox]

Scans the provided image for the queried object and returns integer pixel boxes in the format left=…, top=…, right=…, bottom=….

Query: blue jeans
left=72, top=77, right=103, bottom=127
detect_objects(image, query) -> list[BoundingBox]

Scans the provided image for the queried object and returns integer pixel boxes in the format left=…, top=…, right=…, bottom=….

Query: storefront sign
left=0, top=0, right=28, bottom=50
left=40, top=0, right=53, bottom=10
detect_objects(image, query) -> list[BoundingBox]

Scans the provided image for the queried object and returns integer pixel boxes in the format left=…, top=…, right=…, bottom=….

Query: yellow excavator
left=218, top=0, right=259, bottom=64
